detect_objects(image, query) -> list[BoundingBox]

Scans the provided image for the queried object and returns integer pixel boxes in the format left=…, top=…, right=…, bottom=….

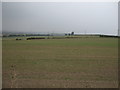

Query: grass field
left=2, top=37, right=118, bottom=88
left=0, top=38, right=2, bottom=89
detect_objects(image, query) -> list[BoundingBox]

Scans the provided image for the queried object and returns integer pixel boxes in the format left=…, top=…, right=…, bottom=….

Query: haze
left=2, top=2, right=118, bottom=35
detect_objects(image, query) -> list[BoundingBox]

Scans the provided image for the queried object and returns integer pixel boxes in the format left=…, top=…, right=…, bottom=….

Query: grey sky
left=118, top=2, right=120, bottom=36
left=2, top=2, right=118, bottom=35
left=0, top=2, right=2, bottom=34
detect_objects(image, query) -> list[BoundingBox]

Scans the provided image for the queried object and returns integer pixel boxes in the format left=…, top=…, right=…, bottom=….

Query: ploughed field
left=2, top=37, right=118, bottom=88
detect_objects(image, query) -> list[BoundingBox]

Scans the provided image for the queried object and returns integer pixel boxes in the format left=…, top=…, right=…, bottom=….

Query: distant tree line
left=26, top=37, right=45, bottom=40
left=3, top=34, right=50, bottom=37
left=65, top=32, right=74, bottom=36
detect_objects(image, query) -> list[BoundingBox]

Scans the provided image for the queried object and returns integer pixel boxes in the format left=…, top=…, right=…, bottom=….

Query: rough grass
left=2, top=37, right=118, bottom=88
left=0, top=38, right=2, bottom=89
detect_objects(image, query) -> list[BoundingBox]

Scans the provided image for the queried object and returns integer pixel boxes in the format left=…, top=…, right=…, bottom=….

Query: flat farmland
left=2, top=37, right=118, bottom=88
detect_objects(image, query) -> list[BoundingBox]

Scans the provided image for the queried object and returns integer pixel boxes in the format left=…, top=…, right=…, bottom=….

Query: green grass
left=2, top=37, right=118, bottom=88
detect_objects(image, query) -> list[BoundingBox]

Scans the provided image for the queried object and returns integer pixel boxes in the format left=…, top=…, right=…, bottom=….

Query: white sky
left=1, top=0, right=119, bottom=2
left=2, top=1, right=119, bottom=35
left=0, top=2, right=2, bottom=34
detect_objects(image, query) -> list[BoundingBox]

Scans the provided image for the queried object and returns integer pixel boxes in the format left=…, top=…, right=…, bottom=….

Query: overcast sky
left=0, top=2, right=1, bottom=34
left=2, top=2, right=118, bottom=35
